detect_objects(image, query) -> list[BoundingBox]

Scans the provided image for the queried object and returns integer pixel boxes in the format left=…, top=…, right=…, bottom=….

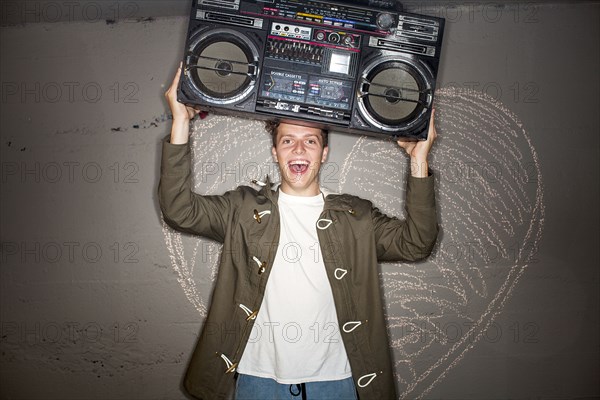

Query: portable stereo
left=177, top=0, right=444, bottom=140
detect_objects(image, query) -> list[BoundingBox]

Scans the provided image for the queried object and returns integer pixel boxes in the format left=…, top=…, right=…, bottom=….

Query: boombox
left=177, top=0, right=444, bottom=140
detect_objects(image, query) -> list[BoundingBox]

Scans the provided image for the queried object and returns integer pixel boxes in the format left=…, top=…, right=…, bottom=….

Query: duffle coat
left=158, top=138, right=438, bottom=399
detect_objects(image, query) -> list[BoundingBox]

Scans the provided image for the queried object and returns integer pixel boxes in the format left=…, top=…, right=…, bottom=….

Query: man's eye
left=307, top=139, right=316, bottom=144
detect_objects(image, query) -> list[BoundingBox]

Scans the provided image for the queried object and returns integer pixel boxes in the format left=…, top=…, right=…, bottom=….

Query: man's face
left=271, top=123, right=329, bottom=196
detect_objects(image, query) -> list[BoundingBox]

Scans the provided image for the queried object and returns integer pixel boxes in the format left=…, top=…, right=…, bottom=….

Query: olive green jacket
left=158, top=138, right=438, bottom=399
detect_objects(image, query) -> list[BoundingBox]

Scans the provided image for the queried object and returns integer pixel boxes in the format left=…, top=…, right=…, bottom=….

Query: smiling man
left=269, top=122, right=329, bottom=196
left=159, top=64, right=439, bottom=400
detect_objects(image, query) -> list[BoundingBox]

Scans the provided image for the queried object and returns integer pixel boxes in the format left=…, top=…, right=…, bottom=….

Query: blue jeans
left=235, top=373, right=358, bottom=400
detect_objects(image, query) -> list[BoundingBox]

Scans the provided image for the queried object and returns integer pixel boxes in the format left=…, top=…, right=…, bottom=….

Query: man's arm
left=397, top=109, right=437, bottom=178
left=158, top=64, right=229, bottom=242
left=166, top=62, right=202, bottom=144
left=374, top=111, right=439, bottom=261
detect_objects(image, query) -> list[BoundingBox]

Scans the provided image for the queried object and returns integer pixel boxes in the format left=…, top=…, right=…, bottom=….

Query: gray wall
left=1, top=1, right=598, bottom=399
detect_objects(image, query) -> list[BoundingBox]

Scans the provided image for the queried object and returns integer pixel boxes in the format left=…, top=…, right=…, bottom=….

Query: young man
left=160, top=64, right=438, bottom=399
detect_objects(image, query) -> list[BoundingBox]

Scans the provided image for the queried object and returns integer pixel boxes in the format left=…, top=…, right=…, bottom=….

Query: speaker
left=178, top=22, right=266, bottom=113
left=351, top=51, right=435, bottom=140
left=349, top=13, right=444, bottom=139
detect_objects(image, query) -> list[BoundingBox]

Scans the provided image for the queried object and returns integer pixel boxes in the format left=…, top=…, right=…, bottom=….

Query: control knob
left=328, top=32, right=340, bottom=44
left=376, top=12, right=396, bottom=30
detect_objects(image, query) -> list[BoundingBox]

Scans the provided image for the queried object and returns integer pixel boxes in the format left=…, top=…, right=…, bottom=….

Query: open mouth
left=288, top=160, right=310, bottom=175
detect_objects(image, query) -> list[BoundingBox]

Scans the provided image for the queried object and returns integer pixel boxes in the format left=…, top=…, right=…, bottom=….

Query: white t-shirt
left=237, top=190, right=352, bottom=383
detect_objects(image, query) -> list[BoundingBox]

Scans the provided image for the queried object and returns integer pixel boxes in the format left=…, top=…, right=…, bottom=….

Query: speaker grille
left=366, top=64, right=420, bottom=123
left=357, top=57, right=433, bottom=133
left=185, top=29, right=259, bottom=104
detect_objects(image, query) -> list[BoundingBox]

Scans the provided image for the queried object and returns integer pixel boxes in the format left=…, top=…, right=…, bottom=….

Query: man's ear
left=321, top=146, right=329, bottom=163
left=271, top=146, right=278, bottom=163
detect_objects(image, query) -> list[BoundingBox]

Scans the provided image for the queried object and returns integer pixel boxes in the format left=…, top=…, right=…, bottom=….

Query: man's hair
left=265, top=121, right=329, bottom=148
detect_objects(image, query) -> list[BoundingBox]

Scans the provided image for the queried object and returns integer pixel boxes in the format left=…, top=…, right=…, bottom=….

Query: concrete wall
left=1, top=1, right=598, bottom=399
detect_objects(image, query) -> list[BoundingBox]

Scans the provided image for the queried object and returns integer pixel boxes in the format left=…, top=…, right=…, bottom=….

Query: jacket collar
left=256, top=175, right=278, bottom=203
left=255, top=177, right=352, bottom=212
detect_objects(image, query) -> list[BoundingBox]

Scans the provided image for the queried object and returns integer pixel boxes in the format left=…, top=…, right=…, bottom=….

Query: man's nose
left=292, top=141, right=305, bottom=154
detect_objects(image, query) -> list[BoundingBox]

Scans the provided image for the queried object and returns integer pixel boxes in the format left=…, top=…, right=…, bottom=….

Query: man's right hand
left=164, top=62, right=205, bottom=144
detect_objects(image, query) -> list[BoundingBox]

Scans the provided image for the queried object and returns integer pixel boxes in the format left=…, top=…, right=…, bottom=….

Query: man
left=160, top=64, right=438, bottom=399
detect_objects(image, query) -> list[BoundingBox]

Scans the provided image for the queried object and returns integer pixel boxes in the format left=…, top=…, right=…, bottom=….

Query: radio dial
left=328, top=32, right=340, bottom=44
left=315, top=31, right=326, bottom=41
left=343, top=35, right=354, bottom=46
left=376, top=12, right=395, bottom=30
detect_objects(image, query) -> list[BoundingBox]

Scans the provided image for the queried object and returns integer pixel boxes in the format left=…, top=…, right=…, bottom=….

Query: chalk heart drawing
left=162, top=88, right=544, bottom=398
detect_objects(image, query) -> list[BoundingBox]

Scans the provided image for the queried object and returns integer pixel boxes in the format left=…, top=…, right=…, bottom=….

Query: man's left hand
left=397, top=109, right=437, bottom=177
